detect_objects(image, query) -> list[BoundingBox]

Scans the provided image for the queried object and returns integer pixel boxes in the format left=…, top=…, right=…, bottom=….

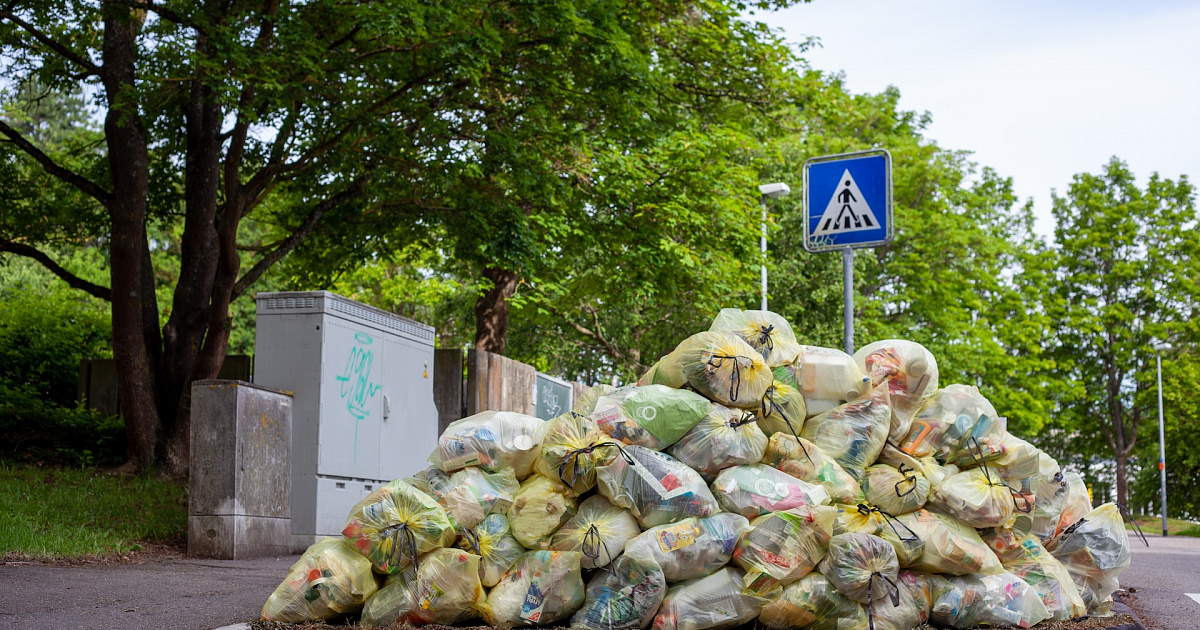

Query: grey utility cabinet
left=254, top=291, right=438, bottom=551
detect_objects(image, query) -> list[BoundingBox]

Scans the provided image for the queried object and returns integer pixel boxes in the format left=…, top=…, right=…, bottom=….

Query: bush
left=0, top=383, right=125, bottom=467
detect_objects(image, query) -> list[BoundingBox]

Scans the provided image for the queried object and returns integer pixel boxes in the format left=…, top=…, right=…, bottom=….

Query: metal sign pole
left=760, top=196, right=769, bottom=311
left=842, top=247, right=854, bottom=355
left=1158, top=350, right=1168, bottom=537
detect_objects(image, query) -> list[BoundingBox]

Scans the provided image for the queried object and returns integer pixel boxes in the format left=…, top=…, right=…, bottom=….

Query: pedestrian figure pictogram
left=811, top=169, right=881, bottom=238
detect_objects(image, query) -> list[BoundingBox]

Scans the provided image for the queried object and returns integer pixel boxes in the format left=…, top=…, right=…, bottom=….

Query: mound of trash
left=262, top=308, right=1134, bottom=630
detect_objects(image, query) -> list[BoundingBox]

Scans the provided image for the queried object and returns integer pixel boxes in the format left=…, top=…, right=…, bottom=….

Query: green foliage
left=1131, top=349, right=1200, bottom=520
left=0, top=463, right=186, bottom=558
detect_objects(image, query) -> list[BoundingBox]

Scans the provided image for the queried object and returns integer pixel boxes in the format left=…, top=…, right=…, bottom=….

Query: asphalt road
left=1119, top=533, right=1200, bottom=630
left=0, top=555, right=299, bottom=630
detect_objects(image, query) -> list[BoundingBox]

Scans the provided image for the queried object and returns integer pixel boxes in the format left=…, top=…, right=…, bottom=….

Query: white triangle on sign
left=811, top=169, right=881, bottom=238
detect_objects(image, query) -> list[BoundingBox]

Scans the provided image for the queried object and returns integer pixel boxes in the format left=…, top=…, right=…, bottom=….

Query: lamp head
left=759, top=182, right=791, bottom=198
left=1154, top=342, right=1173, bottom=352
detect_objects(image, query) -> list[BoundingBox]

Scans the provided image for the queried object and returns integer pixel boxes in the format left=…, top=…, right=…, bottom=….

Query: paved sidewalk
left=1119, top=533, right=1200, bottom=630
left=0, top=555, right=299, bottom=630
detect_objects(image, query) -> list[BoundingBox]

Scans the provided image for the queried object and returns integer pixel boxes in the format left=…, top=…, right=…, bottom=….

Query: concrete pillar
left=188, top=380, right=292, bottom=559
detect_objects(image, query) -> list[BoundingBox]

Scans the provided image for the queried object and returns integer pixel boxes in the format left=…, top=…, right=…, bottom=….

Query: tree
left=1046, top=157, right=1200, bottom=507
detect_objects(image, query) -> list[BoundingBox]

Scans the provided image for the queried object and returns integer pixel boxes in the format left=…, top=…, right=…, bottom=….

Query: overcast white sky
left=761, top=0, right=1200, bottom=238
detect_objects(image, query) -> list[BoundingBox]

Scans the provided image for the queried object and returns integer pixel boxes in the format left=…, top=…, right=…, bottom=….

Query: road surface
left=1120, top=533, right=1200, bottom=630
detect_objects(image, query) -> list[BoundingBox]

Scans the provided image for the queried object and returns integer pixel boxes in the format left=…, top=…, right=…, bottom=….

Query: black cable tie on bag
left=865, top=570, right=901, bottom=630
left=729, top=411, right=758, bottom=428
left=894, top=464, right=918, bottom=498
left=762, top=386, right=813, bottom=466
left=707, top=354, right=745, bottom=403
left=757, top=324, right=775, bottom=353
left=581, top=524, right=615, bottom=574
left=460, top=526, right=481, bottom=555
left=558, top=441, right=634, bottom=488
left=1115, top=502, right=1150, bottom=547
left=1010, top=488, right=1033, bottom=514
left=384, top=522, right=420, bottom=573
left=857, top=503, right=921, bottom=543
left=967, top=437, right=1032, bottom=514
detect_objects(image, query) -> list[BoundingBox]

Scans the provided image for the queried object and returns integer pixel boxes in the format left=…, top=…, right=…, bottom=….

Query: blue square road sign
left=803, top=150, right=893, bottom=252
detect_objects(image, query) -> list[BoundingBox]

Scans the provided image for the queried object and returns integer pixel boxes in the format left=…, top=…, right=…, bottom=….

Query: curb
left=1110, top=598, right=1148, bottom=630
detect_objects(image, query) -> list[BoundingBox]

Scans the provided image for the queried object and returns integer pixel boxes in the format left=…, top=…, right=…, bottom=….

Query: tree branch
left=0, top=10, right=103, bottom=75
left=0, top=119, right=112, bottom=205
left=0, top=239, right=112, bottom=300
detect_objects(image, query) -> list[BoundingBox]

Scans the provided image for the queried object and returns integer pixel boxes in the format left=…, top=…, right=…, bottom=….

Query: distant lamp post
left=758, top=183, right=791, bottom=311
left=1154, top=341, right=1172, bottom=537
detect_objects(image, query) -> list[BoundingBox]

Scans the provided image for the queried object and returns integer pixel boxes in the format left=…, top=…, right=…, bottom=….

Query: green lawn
left=1125, top=515, right=1200, bottom=537
left=0, top=463, right=187, bottom=558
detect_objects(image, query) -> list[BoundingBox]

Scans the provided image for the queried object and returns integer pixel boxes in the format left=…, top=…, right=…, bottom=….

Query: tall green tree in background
left=1045, top=157, right=1199, bottom=507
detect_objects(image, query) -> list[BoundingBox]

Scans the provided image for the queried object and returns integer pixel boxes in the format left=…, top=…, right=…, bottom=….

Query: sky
left=760, top=0, right=1200, bottom=238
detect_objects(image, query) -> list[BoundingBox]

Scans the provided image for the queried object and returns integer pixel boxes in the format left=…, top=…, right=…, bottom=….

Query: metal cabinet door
left=377, top=335, right=437, bottom=480
left=318, top=320, right=383, bottom=479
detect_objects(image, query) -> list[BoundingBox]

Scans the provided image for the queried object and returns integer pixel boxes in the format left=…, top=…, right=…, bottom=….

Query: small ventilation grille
left=265, top=296, right=316, bottom=309
left=329, top=299, right=434, bottom=341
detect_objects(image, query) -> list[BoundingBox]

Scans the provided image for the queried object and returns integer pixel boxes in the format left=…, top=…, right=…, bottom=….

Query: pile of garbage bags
left=262, top=308, right=1136, bottom=630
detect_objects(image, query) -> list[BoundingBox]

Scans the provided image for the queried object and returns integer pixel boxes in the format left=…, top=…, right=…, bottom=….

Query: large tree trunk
left=474, top=266, right=519, bottom=354
left=103, top=3, right=159, bottom=471
left=1115, top=450, right=1128, bottom=508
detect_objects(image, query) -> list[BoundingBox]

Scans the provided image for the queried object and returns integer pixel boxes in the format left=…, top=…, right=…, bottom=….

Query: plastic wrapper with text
left=571, top=553, right=667, bottom=630
left=484, top=550, right=586, bottom=627
left=624, top=512, right=751, bottom=582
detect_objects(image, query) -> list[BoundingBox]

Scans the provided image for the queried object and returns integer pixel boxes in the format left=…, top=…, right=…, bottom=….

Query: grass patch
left=0, top=462, right=187, bottom=558
left=1125, top=515, right=1200, bottom=537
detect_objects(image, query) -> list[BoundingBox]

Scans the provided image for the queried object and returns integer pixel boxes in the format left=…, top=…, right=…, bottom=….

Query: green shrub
left=0, top=383, right=125, bottom=467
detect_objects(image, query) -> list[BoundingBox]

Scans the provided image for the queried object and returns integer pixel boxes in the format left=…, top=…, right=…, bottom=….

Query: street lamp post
left=758, top=183, right=791, bottom=311
left=1154, top=341, right=1172, bottom=537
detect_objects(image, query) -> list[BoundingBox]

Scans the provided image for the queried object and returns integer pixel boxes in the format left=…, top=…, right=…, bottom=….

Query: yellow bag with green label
left=759, top=572, right=868, bottom=630
left=507, top=474, right=578, bottom=549
left=483, top=550, right=586, bottom=627
left=550, top=495, right=640, bottom=569
left=261, top=537, right=379, bottom=623
left=623, top=513, right=751, bottom=581
left=360, top=548, right=485, bottom=626
left=341, top=479, right=457, bottom=575
left=459, top=514, right=524, bottom=588
left=592, top=385, right=712, bottom=450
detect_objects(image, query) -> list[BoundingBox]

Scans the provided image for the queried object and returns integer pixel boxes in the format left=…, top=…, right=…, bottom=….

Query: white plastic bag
left=853, top=339, right=939, bottom=443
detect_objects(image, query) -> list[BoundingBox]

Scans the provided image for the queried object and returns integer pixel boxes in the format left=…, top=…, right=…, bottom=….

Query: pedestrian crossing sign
left=803, top=149, right=893, bottom=252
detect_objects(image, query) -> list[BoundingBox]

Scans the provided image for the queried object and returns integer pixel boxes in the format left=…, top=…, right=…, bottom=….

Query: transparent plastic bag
left=981, top=528, right=1087, bottom=621
left=853, top=339, right=939, bottom=444
left=261, top=537, right=379, bottom=623
left=675, top=331, right=774, bottom=408
left=407, top=465, right=519, bottom=530
left=535, top=412, right=616, bottom=494
left=1046, top=503, right=1131, bottom=613
left=592, top=385, right=712, bottom=450
left=360, top=548, right=485, bottom=626
left=758, top=572, right=868, bottom=630
left=459, top=514, right=525, bottom=588
left=930, top=572, right=1051, bottom=629
left=818, top=532, right=899, bottom=605
left=571, top=553, right=668, bottom=630
left=761, top=433, right=864, bottom=505
left=551, top=495, right=641, bottom=569
left=733, top=504, right=836, bottom=594
left=927, top=464, right=1019, bottom=529
left=833, top=504, right=925, bottom=568
left=1041, top=471, right=1093, bottom=542
left=574, top=384, right=616, bottom=415
left=773, top=345, right=870, bottom=417
left=639, top=346, right=688, bottom=388
left=898, top=384, right=1006, bottom=462
left=624, top=513, right=751, bottom=581
left=595, top=444, right=720, bottom=528
left=484, top=550, right=586, bottom=627
left=507, top=474, right=579, bottom=549
left=897, top=509, right=1004, bottom=575
left=430, top=411, right=549, bottom=479
left=800, top=383, right=891, bottom=481
left=711, top=464, right=830, bottom=518
left=341, top=479, right=458, bottom=574
left=668, top=404, right=767, bottom=479
left=861, top=463, right=930, bottom=516
left=876, top=442, right=959, bottom=489
left=652, top=567, right=764, bottom=630
left=1030, top=453, right=1069, bottom=542
left=753, top=381, right=808, bottom=439
left=708, top=308, right=802, bottom=368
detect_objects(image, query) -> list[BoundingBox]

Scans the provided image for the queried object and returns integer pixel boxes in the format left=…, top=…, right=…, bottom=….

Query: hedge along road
left=1119, top=534, right=1200, bottom=630
left=0, top=554, right=298, bottom=629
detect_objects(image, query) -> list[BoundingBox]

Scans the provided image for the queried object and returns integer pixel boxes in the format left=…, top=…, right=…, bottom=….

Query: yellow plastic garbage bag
left=551, top=495, right=641, bottom=569
left=711, top=464, right=830, bottom=519
left=833, top=504, right=925, bottom=568
left=624, top=513, right=751, bottom=581
left=342, top=479, right=457, bottom=574
left=733, top=504, right=836, bottom=594
left=430, top=411, right=549, bottom=479
left=864, top=572, right=925, bottom=630
left=927, top=464, right=1018, bottom=529
left=800, top=383, right=891, bottom=481
left=930, top=571, right=1052, bottom=629
left=592, top=385, right=712, bottom=450
left=818, top=532, right=900, bottom=605
left=535, top=412, right=616, bottom=495
left=360, top=548, right=485, bottom=626
left=261, top=537, right=379, bottom=623
left=758, top=572, right=868, bottom=630
left=853, top=339, right=939, bottom=443
left=876, top=442, right=959, bottom=489
left=668, top=404, right=768, bottom=479
left=408, top=465, right=519, bottom=530
left=754, top=381, right=808, bottom=439
left=1046, top=503, right=1132, bottom=614
left=898, top=384, right=1006, bottom=462
left=574, top=384, right=616, bottom=415
left=773, top=345, right=870, bottom=417
left=595, top=444, right=719, bottom=528
left=981, top=528, right=1087, bottom=621
left=674, top=331, right=774, bottom=408
left=484, top=550, right=586, bottom=627
left=651, top=567, right=765, bottom=630
left=1031, top=453, right=1069, bottom=542
left=761, top=433, right=864, bottom=506
left=897, top=509, right=1004, bottom=575
left=571, top=553, right=668, bottom=630
left=708, top=308, right=802, bottom=367
left=507, top=474, right=578, bottom=549
left=639, top=345, right=688, bottom=389
left=861, top=463, right=930, bottom=516
left=459, top=514, right=525, bottom=588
